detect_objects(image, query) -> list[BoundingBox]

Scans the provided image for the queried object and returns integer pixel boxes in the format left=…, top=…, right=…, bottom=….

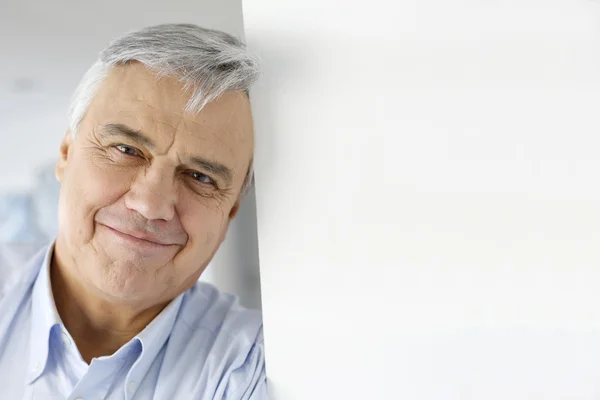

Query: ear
left=229, top=200, right=241, bottom=220
left=55, top=130, right=74, bottom=183
left=217, top=201, right=242, bottom=244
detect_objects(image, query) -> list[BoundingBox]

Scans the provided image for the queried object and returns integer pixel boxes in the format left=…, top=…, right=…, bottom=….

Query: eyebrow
left=188, top=156, right=233, bottom=184
left=101, top=123, right=233, bottom=184
left=102, top=123, right=156, bottom=149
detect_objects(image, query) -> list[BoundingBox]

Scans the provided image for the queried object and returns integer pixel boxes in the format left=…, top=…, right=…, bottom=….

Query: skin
left=52, top=62, right=254, bottom=363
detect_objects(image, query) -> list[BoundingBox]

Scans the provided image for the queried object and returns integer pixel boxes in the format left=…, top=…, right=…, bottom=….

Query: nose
left=124, top=166, right=176, bottom=221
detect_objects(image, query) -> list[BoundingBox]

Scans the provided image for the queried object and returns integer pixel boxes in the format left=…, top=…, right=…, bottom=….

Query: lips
left=100, top=223, right=174, bottom=247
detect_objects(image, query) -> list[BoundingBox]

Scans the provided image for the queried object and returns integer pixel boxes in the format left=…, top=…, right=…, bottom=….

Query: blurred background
left=0, top=0, right=262, bottom=309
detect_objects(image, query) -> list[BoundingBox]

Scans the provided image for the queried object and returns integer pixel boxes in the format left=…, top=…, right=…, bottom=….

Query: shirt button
left=61, top=331, right=71, bottom=346
left=32, top=362, right=41, bottom=372
left=128, top=381, right=136, bottom=393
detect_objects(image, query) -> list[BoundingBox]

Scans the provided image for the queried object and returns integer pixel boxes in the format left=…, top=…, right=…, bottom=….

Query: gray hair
left=67, top=23, right=260, bottom=197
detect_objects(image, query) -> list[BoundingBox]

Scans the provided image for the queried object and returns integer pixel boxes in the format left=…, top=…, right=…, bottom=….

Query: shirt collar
left=27, top=241, right=61, bottom=384
left=126, top=292, right=184, bottom=391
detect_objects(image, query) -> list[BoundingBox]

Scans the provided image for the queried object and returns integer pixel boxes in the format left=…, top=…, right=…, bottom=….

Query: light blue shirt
left=0, top=242, right=268, bottom=399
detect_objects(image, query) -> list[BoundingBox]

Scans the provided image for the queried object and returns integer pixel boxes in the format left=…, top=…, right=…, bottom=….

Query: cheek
left=177, top=197, right=232, bottom=254
left=59, top=152, right=134, bottom=236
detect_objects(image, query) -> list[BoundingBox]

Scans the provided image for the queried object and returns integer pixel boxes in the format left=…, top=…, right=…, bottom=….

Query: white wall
left=0, top=0, right=261, bottom=309
left=244, top=0, right=600, bottom=398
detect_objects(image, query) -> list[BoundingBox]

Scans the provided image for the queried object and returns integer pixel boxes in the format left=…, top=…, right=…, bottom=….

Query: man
left=0, top=24, right=267, bottom=399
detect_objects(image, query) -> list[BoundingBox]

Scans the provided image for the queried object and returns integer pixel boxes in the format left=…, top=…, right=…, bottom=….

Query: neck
left=50, top=248, right=168, bottom=364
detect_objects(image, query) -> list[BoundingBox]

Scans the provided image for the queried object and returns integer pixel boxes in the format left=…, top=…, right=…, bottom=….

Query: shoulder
left=179, top=281, right=263, bottom=345
left=0, top=242, right=47, bottom=300
left=166, top=282, right=267, bottom=398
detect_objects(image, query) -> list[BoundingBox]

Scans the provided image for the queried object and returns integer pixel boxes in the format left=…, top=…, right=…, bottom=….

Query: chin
left=96, top=266, right=157, bottom=301
left=90, top=252, right=167, bottom=301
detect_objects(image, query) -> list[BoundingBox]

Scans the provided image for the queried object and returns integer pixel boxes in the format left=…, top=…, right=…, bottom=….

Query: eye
left=114, top=144, right=141, bottom=157
left=187, top=170, right=215, bottom=186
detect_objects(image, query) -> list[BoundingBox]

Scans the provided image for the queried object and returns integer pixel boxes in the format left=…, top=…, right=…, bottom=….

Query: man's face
left=55, top=62, right=254, bottom=305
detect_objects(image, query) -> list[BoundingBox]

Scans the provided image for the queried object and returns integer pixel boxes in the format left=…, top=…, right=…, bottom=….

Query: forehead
left=84, top=62, right=254, bottom=169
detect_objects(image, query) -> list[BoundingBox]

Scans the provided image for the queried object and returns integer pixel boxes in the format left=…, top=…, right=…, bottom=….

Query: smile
left=99, top=223, right=175, bottom=249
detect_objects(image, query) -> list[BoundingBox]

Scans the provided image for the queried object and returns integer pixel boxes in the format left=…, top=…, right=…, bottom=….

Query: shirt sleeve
left=224, top=330, right=269, bottom=400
